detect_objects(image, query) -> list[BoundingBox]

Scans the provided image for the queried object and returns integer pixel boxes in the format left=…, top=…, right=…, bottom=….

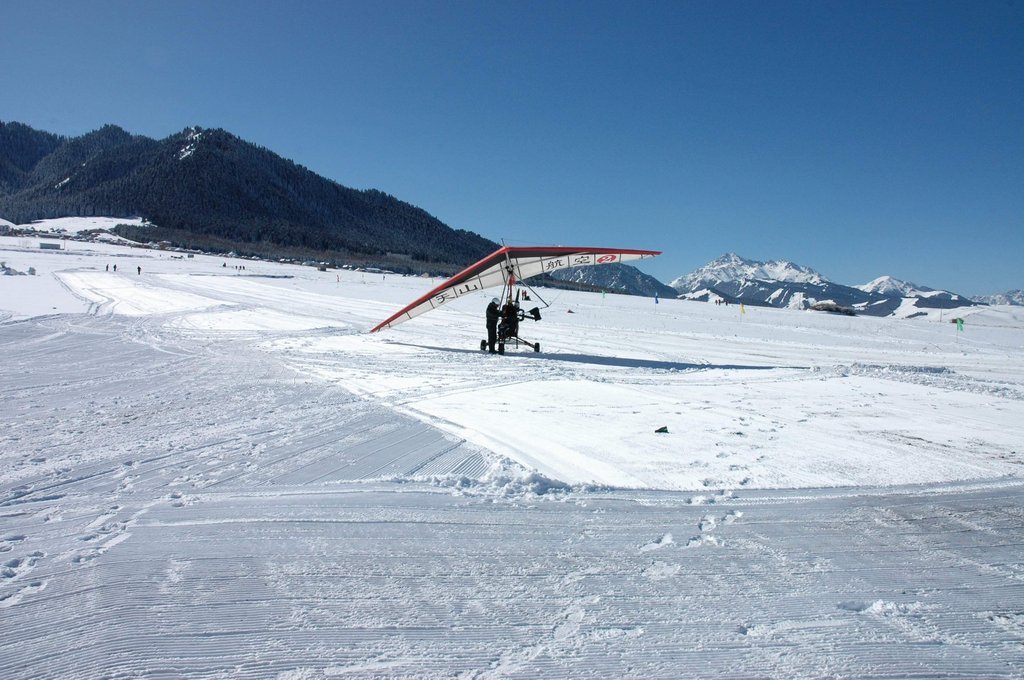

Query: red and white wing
left=370, top=245, right=660, bottom=332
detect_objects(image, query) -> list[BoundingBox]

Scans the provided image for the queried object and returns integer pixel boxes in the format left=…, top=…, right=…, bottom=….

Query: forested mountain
left=551, top=263, right=677, bottom=299
left=0, top=122, right=65, bottom=192
left=0, top=122, right=497, bottom=271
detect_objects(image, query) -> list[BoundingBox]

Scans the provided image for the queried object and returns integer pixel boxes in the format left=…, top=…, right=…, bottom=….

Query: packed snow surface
left=2, top=230, right=1024, bottom=678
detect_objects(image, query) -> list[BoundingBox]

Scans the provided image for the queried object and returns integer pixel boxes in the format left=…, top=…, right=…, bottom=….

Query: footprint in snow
left=723, top=510, right=743, bottom=524
left=639, top=533, right=674, bottom=553
left=642, top=561, right=681, bottom=580
left=0, top=535, right=27, bottom=553
left=686, top=534, right=721, bottom=548
left=1, top=551, right=45, bottom=580
left=0, top=580, right=48, bottom=608
left=72, top=549, right=102, bottom=565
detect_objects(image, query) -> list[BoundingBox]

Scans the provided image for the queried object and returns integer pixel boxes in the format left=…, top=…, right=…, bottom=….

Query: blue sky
left=2, top=0, right=1022, bottom=295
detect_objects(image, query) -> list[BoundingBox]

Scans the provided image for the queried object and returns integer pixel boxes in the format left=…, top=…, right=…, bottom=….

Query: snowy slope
left=3, top=215, right=149, bottom=234
left=2, top=228, right=1024, bottom=678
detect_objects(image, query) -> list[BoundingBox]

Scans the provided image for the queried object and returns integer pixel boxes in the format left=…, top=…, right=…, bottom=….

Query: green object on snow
left=655, top=426, right=669, bottom=433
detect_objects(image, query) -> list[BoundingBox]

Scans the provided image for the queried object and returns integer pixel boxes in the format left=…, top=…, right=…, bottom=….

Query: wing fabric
left=370, top=246, right=660, bottom=332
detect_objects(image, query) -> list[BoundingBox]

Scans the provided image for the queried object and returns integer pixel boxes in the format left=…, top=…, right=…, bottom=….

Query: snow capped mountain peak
left=709, top=252, right=747, bottom=267
left=857, top=275, right=930, bottom=297
left=670, top=253, right=828, bottom=291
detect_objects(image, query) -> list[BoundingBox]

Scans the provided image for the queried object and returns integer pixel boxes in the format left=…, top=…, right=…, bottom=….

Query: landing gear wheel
left=534, top=342, right=540, bottom=353
left=480, top=339, right=487, bottom=351
left=498, top=343, right=505, bottom=355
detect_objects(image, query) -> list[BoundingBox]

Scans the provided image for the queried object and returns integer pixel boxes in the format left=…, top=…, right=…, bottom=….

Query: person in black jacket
left=485, top=297, right=501, bottom=353
left=500, top=299, right=519, bottom=339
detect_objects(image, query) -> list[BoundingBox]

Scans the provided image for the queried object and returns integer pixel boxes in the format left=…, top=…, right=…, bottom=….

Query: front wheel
left=534, top=342, right=540, bottom=353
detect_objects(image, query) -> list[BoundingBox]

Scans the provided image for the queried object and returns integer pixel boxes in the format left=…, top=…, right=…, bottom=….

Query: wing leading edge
left=369, top=245, right=661, bottom=332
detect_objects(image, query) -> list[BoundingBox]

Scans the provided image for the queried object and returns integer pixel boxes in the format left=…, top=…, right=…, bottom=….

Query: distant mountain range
left=972, top=290, right=1024, bottom=306
left=668, top=253, right=981, bottom=317
left=0, top=121, right=496, bottom=273
left=2, top=122, right=1016, bottom=307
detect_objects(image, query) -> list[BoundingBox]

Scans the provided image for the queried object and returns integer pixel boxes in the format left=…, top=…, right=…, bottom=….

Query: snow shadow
left=525, top=352, right=802, bottom=372
left=394, top=343, right=804, bottom=372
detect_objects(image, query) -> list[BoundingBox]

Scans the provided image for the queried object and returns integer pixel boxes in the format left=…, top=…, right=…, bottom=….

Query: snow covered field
left=2, top=231, right=1023, bottom=678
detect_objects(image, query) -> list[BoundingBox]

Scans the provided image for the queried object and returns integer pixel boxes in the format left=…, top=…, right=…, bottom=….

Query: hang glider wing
left=370, top=245, right=661, bottom=332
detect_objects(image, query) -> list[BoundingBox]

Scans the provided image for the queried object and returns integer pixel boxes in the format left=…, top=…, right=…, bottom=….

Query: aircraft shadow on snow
left=391, top=343, right=805, bottom=372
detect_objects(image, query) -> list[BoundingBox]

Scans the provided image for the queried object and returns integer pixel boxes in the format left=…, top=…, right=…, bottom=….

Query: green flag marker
left=956, top=318, right=964, bottom=332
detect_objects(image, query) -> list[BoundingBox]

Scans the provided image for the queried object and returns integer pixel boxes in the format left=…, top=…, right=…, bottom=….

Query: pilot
left=501, top=299, right=519, bottom=338
left=485, top=297, right=501, bottom=353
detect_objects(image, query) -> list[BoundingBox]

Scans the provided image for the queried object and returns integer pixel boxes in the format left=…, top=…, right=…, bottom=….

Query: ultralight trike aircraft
left=370, top=245, right=661, bottom=353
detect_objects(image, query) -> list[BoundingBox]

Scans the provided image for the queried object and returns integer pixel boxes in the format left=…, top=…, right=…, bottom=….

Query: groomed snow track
left=1, top=315, right=1023, bottom=678
left=2, top=241, right=1024, bottom=678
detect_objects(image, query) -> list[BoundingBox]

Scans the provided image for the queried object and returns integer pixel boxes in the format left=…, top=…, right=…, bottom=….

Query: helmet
left=491, top=298, right=500, bottom=305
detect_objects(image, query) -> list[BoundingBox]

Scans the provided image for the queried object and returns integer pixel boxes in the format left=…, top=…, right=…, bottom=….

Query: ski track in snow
left=1, top=235, right=1024, bottom=678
